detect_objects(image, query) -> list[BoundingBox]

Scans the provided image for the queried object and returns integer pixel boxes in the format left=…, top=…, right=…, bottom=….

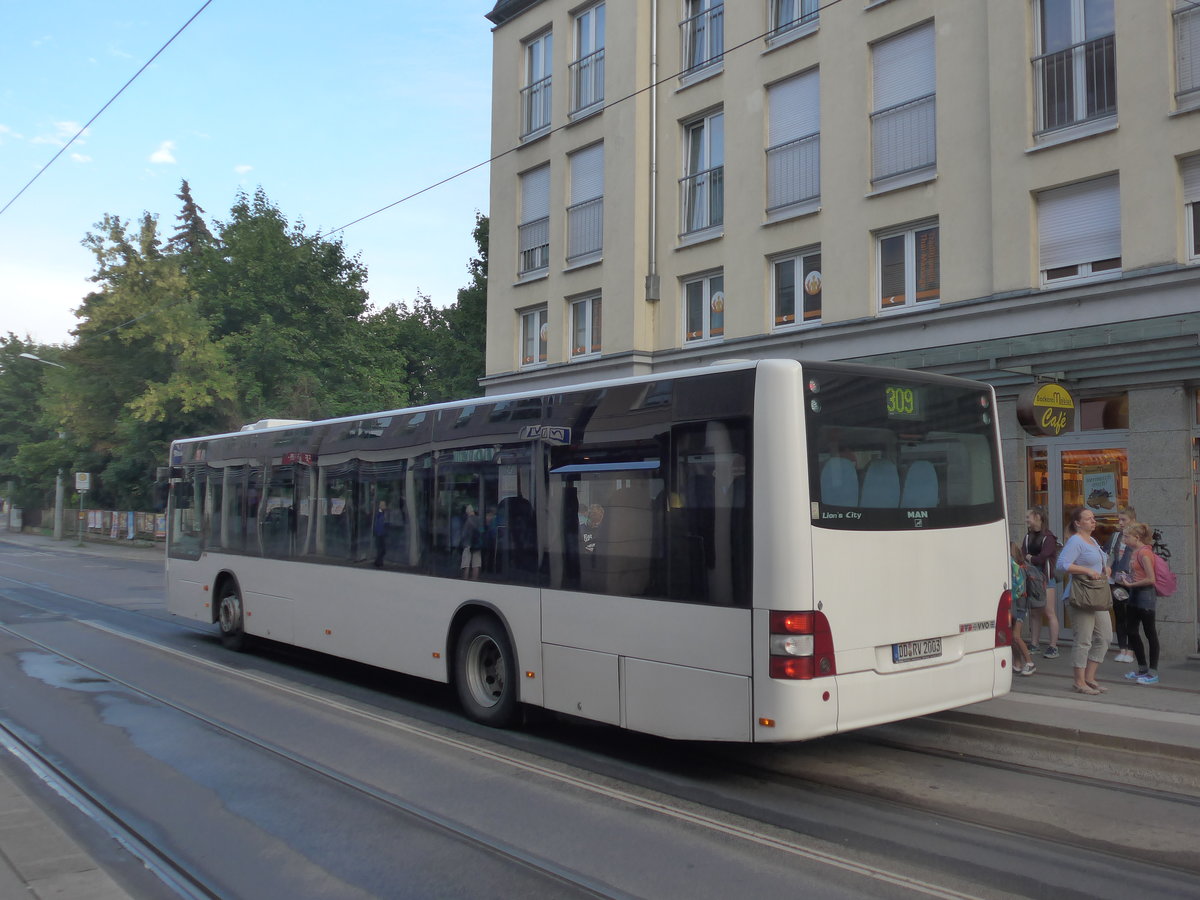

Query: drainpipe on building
left=645, top=0, right=660, bottom=308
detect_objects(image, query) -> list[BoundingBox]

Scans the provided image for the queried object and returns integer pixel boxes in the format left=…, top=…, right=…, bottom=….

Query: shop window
left=1079, top=394, right=1128, bottom=430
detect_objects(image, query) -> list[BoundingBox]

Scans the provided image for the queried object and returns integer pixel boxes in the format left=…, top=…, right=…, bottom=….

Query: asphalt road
left=0, top=537, right=1197, bottom=899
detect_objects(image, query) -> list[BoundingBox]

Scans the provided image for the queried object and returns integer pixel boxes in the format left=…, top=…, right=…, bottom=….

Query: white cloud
left=149, top=140, right=176, bottom=164
left=0, top=124, right=23, bottom=143
left=70, top=153, right=91, bottom=163
left=30, top=121, right=84, bottom=147
left=234, top=164, right=253, bottom=175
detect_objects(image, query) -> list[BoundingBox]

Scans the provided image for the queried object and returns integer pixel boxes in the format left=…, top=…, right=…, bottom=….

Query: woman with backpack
left=1022, top=506, right=1061, bottom=659
left=1116, top=522, right=1160, bottom=685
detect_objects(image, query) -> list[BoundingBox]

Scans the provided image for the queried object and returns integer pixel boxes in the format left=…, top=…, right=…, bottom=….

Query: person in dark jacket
left=372, top=501, right=388, bottom=568
left=1022, top=506, right=1060, bottom=659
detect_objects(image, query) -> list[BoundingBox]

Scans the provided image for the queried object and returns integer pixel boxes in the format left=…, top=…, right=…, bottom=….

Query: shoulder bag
left=1069, top=576, right=1112, bottom=612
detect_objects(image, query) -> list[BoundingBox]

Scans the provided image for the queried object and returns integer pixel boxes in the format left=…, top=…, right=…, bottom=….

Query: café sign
left=1017, top=382, right=1075, bottom=437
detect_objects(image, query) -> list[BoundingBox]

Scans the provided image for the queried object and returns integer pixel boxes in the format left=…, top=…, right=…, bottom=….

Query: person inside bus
left=1022, top=506, right=1060, bottom=660
left=372, top=500, right=388, bottom=568
left=460, top=504, right=482, bottom=580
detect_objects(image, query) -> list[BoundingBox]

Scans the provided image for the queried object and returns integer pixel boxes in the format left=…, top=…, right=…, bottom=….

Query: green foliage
left=8, top=184, right=489, bottom=512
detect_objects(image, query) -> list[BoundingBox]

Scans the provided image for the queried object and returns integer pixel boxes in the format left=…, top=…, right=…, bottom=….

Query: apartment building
left=484, top=0, right=1200, bottom=659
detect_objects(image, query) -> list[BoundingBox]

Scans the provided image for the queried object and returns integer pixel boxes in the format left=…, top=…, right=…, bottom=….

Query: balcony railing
left=766, top=132, right=819, bottom=211
left=681, top=4, right=724, bottom=73
left=520, top=75, right=552, bottom=137
left=680, top=166, right=724, bottom=234
left=566, top=197, right=603, bottom=261
left=518, top=216, right=549, bottom=274
left=569, top=48, right=605, bottom=114
left=871, top=93, right=936, bottom=183
left=1033, top=34, right=1116, bottom=134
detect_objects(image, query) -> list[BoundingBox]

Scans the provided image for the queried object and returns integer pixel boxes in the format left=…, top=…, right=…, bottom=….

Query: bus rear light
left=769, top=610, right=835, bottom=679
left=995, top=591, right=1013, bottom=647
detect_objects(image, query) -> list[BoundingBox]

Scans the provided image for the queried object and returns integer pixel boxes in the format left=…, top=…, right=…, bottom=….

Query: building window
left=1037, top=175, right=1120, bottom=284
left=878, top=221, right=939, bottom=310
left=770, top=0, right=818, bottom=39
left=681, top=111, right=724, bottom=236
left=520, top=307, right=549, bottom=367
left=773, top=248, right=821, bottom=327
left=1184, top=155, right=1200, bottom=261
left=518, top=165, right=551, bottom=276
left=871, top=23, right=936, bottom=185
left=1177, top=1, right=1200, bottom=106
left=681, top=0, right=724, bottom=74
left=1033, top=0, right=1115, bottom=136
left=684, top=271, right=724, bottom=342
left=567, top=143, right=604, bottom=262
left=571, top=3, right=605, bottom=116
left=522, top=31, right=553, bottom=138
left=570, top=295, right=602, bottom=358
left=766, top=70, right=820, bottom=213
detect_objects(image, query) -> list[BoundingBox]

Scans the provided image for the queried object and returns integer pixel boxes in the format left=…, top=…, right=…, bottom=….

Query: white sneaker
left=1020, top=661, right=1037, bottom=676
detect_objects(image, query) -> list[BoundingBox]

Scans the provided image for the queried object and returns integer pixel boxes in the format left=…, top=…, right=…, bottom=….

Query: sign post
left=75, top=473, right=90, bottom=545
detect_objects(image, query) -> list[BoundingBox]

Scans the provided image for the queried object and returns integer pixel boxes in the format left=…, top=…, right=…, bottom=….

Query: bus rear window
left=805, top=371, right=1002, bottom=530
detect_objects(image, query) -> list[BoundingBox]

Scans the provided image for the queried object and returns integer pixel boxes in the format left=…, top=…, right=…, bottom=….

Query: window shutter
left=873, top=23, right=935, bottom=111
left=1182, top=154, right=1200, bottom=203
left=570, top=143, right=604, bottom=203
left=768, top=69, right=819, bottom=147
left=1038, top=176, right=1120, bottom=270
left=521, top=165, right=550, bottom=223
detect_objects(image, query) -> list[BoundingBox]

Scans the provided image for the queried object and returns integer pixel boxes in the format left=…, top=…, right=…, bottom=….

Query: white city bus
left=164, top=359, right=1012, bottom=742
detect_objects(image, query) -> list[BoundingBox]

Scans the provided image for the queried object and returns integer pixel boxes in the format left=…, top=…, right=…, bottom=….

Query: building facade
left=484, top=0, right=1200, bottom=660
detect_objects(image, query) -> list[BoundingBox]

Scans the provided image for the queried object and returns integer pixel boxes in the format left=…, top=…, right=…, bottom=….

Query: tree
left=0, top=335, right=64, bottom=512
left=168, top=179, right=215, bottom=256
left=439, top=213, right=488, bottom=400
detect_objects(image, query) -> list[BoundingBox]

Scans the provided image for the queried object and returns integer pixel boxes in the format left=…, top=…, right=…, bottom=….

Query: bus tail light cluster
left=995, top=591, right=1013, bottom=648
left=769, top=611, right=836, bottom=679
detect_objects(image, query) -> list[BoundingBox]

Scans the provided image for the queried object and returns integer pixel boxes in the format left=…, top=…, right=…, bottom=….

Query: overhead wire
left=0, top=0, right=215, bottom=220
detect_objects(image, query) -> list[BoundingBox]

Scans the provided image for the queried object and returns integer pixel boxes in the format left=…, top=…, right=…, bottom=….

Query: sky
left=0, top=1, right=495, bottom=346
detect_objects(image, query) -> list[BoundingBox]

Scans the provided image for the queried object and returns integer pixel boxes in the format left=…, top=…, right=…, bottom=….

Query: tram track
left=1, top=565, right=1198, bottom=897
left=0, top=601, right=992, bottom=900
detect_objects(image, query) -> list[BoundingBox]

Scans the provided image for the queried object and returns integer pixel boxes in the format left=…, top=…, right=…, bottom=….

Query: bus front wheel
left=454, top=615, right=518, bottom=727
left=217, top=582, right=248, bottom=652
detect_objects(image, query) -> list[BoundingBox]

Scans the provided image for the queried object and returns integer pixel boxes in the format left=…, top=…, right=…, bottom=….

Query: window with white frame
left=878, top=221, right=939, bottom=310
left=518, top=165, right=551, bottom=276
left=1176, top=0, right=1200, bottom=106
left=520, top=306, right=549, bottom=367
left=522, top=31, right=553, bottom=137
left=571, top=3, right=605, bottom=115
left=1037, top=175, right=1121, bottom=283
left=767, top=70, right=819, bottom=213
left=683, top=271, right=725, bottom=342
left=567, top=143, right=604, bottom=262
left=770, top=0, right=818, bottom=39
left=681, top=0, right=724, bottom=74
left=681, top=111, right=724, bottom=235
left=570, top=295, right=602, bottom=358
left=871, top=23, right=936, bottom=185
left=1033, top=0, right=1115, bottom=136
left=1183, top=155, right=1200, bottom=260
left=773, top=248, right=821, bottom=327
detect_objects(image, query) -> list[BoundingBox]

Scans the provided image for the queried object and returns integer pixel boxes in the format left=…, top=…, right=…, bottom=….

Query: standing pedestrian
left=1106, top=506, right=1136, bottom=663
left=1117, top=522, right=1161, bottom=685
left=1022, top=506, right=1061, bottom=659
left=1057, top=507, right=1113, bottom=695
left=1010, top=542, right=1036, bottom=676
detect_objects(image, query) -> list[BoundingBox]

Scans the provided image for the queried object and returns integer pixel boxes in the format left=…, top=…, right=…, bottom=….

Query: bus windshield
left=805, top=368, right=1002, bottom=531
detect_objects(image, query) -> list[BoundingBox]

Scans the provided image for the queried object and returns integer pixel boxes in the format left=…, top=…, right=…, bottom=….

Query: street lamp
left=16, top=352, right=67, bottom=538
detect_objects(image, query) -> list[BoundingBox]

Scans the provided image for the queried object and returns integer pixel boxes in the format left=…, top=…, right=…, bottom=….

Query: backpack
left=1152, top=552, right=1177, bottom=598
left=1020, top=563, right=1046, bottom=604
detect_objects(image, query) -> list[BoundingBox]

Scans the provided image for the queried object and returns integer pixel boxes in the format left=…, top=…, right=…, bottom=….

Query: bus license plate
left=893, top=638, right=942, bottom=664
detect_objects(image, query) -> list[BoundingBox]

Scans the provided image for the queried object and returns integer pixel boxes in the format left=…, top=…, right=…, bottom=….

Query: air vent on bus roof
left=239, top=418, right=312, bottom=432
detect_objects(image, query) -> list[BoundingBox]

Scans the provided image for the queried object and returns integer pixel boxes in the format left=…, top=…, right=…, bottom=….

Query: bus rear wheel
left=454, top=615, right=518, bottom=727
left=217, top=582, right=248, bottom=652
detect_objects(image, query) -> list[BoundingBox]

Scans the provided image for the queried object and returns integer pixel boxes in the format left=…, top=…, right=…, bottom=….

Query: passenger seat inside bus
left=860, top=459, right=900, bottom=508
left=819, top=457, right=859, bottom=507
left=900, top=459, right=939, bottom=508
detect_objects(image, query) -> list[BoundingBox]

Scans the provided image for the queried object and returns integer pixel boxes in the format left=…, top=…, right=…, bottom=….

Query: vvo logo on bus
left=1016, top=382, right=1075, bottom=437
left=519, top=425, right=572, bottom=445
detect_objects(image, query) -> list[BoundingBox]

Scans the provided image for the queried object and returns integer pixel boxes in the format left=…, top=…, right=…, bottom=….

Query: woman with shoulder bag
left=1056, top=507, right=1113, bottom=696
